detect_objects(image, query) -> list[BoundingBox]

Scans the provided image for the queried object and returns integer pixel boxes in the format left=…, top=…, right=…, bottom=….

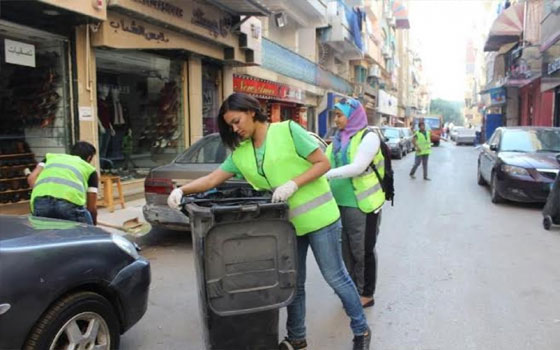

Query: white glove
left=325, top=169, right=335, bottom=180
left=167, top=188, right=184, bottom=209
left=271, top=180, right=298, bottom=203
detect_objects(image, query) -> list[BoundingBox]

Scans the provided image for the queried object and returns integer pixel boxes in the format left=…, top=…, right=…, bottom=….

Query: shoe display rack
left=0, top=141, right=36, bottom=205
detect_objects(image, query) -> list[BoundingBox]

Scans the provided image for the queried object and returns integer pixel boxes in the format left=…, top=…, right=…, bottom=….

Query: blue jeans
left=287, top=219, right=369, bottom=340
left=33, top=196, right=93, bottom=225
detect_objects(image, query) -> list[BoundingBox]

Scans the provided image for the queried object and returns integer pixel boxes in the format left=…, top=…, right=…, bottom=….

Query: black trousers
left=363, top=210, right=382, bottom=297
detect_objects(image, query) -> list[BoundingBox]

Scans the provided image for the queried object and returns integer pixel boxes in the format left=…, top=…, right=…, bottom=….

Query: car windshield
left=175, top=135, right=228, bottom=164
left=501, top=129, right=560, bottom=153
left=383, top=128, right=400, bottom=139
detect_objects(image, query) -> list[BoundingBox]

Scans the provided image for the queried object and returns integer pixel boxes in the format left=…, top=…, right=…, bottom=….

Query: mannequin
left=97, top=85, right=115, bottom=159
left=108, top=87, right=128, bottom=161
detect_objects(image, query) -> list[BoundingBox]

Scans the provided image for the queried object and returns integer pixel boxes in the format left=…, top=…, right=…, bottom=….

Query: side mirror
left=385, top=137, right=390, bottom=143
left=489, top=144, right=498, bottom=152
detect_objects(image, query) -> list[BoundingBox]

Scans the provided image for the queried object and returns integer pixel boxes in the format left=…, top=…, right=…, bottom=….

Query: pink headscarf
left=333, top=98, right=368, bottom=164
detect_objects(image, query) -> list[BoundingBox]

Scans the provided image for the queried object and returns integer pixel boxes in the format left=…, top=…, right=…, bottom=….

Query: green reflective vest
left=231, top=121, right=340, bottom=236
left=326, top=128, right=386, bottom=213
left=415, top=131, right=432, bottom=155
left=31, top=153, right=96, bottom=210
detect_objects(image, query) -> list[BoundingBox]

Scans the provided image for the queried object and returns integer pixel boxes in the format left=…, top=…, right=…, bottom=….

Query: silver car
left=455, top=128, right=476, bottom=145
left=143, top=132, right=327, bottom=231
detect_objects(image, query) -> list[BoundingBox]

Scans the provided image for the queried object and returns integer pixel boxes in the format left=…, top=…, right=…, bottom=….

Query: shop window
left=95, top=49, right=183, bottom=177
left=0, top=22, right=71, bottom=205
left=202, top=63, right=222, bottom=136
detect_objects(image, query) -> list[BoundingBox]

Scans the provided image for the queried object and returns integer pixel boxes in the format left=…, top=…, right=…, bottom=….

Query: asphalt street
left=120, top=140, right=560, bottom=350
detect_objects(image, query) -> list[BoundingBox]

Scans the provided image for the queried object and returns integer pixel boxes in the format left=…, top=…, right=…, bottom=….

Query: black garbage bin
left=182, top=184, right=297, bottom=350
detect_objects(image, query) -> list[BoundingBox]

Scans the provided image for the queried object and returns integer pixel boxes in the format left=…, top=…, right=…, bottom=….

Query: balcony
left=319, top=1, right=364, bottom=60
left=258, top=0, right=328, bottom=27
left=504, top=45, right=542, bottom=87
left=364, top=36, right=383, bottom=66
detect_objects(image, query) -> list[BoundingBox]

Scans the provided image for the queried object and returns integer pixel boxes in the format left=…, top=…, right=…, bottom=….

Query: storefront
left=233, top=74, right=307, bottom=127
left=0, top=1, right=105, bottom=212
left=82, top=1, right=257, bottom=182
left=542, top=40, right=560, bottom=127
left=377, top=89, right=398, bottom=126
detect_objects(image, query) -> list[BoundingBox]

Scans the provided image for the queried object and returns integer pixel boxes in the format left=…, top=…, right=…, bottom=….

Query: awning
left=484, top=2, right=524, bottom=51
left=204, top=0, right=272, bottom=16
left=392, top=0, right=410, bottom=29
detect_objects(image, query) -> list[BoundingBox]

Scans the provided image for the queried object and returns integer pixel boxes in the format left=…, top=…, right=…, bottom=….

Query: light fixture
left=274, top=12, right=287, bottom=28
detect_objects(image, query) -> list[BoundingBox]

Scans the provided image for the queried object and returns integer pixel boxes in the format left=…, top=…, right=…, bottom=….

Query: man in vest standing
left=410, top=121, right=432, bottom=180
left=27, top=141, right=98, bottom=225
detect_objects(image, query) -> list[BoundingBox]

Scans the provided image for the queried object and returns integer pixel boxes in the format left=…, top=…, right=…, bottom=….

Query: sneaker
left=278, top=337, right=307, bottom=350
left=424, top=177, right=431, bottom=181
left=352, top=328, right=371, bottom=350
left=409, top=173, right=416, bottom=179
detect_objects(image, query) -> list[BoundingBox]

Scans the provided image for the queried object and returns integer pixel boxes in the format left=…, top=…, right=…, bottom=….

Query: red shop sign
left=233, top=75, right=304, bottom=103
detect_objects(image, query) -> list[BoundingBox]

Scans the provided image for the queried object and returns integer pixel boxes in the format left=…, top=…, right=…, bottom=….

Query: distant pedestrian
left=27, top=141, right=98, bottom=224
left=410, top=121, right=431, bottom=180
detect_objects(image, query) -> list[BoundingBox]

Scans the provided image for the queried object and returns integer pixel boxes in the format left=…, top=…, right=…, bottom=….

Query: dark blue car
left=0, top=215, right=150, bottom=350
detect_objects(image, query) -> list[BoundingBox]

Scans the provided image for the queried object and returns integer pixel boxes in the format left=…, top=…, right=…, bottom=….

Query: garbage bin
left=182, top=184, right=297, bottom=350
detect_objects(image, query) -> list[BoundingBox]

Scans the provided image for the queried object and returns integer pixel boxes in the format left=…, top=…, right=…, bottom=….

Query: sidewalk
left=97, top=198, right=147, bottom=236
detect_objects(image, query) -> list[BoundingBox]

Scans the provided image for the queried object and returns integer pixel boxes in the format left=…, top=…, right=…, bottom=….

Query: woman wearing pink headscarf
left=325, top=98, right=383, bottom=308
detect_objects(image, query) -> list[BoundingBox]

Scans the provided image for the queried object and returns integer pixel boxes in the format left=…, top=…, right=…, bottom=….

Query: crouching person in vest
left=325, top=98, right=385, bottom=309
left=27, top=141, right=98, bottom=225
left=167, top=93, right=371, bottom=350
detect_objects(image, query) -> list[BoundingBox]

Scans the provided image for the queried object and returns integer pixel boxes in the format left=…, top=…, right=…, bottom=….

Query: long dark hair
left=217, top=93, right=268, bottom=149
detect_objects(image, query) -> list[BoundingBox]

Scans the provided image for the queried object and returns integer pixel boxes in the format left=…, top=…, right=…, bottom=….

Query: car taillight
left=145, top=178, right=174, bottom=195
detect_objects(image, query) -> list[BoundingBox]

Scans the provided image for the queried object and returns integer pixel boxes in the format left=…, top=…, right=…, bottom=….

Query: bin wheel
left=543, top=216, right=553, bottom=231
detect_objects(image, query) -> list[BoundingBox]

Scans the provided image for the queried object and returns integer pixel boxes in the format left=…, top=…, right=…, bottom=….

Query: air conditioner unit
left=368, top=65, right=381, bottom=78
left=382, top=46, right=391, bottom=58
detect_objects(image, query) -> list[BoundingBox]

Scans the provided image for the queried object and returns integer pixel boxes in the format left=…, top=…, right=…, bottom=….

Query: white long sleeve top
left=326, top=132, right=380, bottom=180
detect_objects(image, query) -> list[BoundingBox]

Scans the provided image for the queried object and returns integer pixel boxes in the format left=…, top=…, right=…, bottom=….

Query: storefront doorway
left=95, top=49, right=184, bottom=178
left=0, top=21, right=72, bottom=206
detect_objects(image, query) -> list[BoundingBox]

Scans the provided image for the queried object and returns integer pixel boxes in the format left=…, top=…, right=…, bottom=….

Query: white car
left=455, top=128, right=476, bottom=145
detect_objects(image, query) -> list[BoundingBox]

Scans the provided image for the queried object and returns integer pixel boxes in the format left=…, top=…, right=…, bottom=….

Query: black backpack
left=364, top=128, right=395, bottom=206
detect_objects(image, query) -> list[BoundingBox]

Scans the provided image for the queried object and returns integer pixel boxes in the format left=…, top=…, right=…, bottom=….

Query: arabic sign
left=233, top=75, right=304, bottom=103
left=191, top=7, right=232, bottom=38
left=5, top=39, right=35, bottom=67
left=132, top=0, right=183, bottom=18
left=109, top=19, right=169, bottom=42
left=489, top=87, right=506, bottom=106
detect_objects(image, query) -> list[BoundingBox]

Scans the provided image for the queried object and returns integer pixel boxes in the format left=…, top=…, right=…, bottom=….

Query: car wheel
left=23, top=292, right=120, bottom=350
left=477, top=164, right=486, bottom=186
left=490, top=172, right=504, bottom=204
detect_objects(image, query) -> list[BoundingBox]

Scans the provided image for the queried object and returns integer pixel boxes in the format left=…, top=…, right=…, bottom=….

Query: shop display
left=0, top=140, right=36, bottom=204
left=3, top=52, right=61, bottom=130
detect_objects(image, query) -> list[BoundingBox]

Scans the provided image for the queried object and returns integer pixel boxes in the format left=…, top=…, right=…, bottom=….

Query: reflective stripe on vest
left=415, top=131, right=431, bottom=155
left=326, top=128, right=385, bottom=213
left=231, top=121, right=340, bottom=235
left=31, top=153, right=96, bottom=210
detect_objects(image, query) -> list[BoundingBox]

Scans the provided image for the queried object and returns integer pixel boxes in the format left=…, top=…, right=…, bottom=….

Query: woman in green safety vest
left=167, top=93, right=371, bottom=350
left=410, top=120, right=432, bottom=180
left=324, top=98, right=385, bottom=309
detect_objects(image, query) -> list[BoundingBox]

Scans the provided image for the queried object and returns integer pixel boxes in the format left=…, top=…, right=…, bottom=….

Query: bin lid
left=204, top=217, right=297, bottom=316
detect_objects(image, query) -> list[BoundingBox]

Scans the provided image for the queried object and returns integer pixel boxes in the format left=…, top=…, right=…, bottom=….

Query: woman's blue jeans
left=287, top=219, right=369, bottom=341
left=33, top=196, right=93, bottom=225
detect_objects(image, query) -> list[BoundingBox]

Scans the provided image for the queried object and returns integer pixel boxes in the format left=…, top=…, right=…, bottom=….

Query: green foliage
left=429, top=99, right=465, bottom=126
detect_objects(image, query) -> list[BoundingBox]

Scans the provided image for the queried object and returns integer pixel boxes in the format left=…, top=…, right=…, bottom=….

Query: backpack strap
left=361, top=128, right=386, bottom=194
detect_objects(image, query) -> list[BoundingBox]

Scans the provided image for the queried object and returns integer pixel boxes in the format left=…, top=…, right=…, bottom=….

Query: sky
left=408, top=0, right=498, bottom=101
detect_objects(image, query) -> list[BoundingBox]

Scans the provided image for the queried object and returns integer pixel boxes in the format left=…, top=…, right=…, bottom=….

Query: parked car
left=398, top=127, right=415, bottom=153
left=0, top=215, right=150, bottom=350
left=143, top=131, right=328, bottom=231
left=477, top=127, right=560, bottom=203
left=450, top=126, right=465, bottom=141
left=381, top=127, right=407, bottom=159
left=455, top=128, right=477, bottom=145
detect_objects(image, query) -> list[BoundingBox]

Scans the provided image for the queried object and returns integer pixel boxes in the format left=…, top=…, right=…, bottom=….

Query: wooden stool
left=99, top=175, right=125, bottom=213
